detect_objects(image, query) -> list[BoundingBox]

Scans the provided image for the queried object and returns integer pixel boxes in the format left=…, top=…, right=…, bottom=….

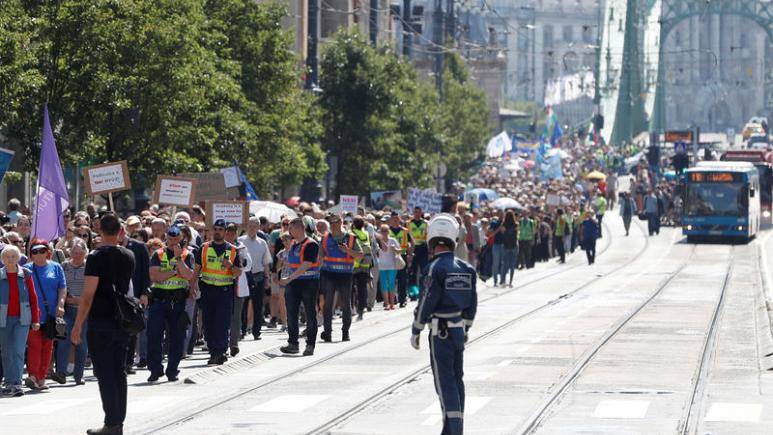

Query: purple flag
left=31, top=105, right=70, bottom=242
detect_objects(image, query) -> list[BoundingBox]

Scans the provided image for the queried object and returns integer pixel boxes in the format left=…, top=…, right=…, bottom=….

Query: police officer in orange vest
left=146, top=225, right=194, bottom=381
left=195, top=219, right=241, bottom=365
left=320, top=214, right=363, bottom=343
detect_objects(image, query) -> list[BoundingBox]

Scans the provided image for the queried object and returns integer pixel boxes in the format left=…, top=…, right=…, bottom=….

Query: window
left=543, top=25, right=554, bottom=48
left=582, top=25, right=594, bottom=43
left=563, top=25, right=573, bottom=43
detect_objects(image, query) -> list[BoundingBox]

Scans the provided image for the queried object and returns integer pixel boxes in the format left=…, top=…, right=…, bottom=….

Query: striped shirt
left=63, top=261, right=86, bottom=302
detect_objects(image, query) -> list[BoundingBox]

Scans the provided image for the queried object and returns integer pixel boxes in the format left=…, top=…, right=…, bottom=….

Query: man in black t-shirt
left=72, top=212, right=135, bottom=435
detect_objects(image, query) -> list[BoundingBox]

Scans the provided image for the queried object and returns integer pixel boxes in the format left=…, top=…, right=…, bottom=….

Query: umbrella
left=491, top=197, right=524, bottom=210
left=466, top=188, right=499, bottom=202
left=585, top=170, right=607, bottom=181
left=285, top=196, right=300, bottom=207
left=522, top=160, right=535, bottom=169
left=249, top=201, right=298, bottom=223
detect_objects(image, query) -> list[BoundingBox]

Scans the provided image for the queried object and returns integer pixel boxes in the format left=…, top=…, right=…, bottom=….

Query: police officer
left=144, top=225, right=194, bottom=382
left=195, top=219, right=240, bottom=365
left=408, top=206, right=429, bottom=299
left=411, top=214, right=477, bottom=435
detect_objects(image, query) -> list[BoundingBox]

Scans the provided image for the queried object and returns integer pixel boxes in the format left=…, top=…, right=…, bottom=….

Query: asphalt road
left=3, top=215, right=773, bottom=435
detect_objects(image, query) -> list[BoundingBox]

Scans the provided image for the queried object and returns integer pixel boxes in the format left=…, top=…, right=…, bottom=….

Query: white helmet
left=427, top=213, right=460, bottom=250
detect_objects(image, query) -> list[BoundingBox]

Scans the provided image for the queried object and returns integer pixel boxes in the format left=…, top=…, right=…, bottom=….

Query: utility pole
left=433, top=0, right=444, bottom=98
left=306, top=0, right=319, bottom=90
left=402, top=0, right=412, bottom=57
left=369, top=0, right=378, bottom=46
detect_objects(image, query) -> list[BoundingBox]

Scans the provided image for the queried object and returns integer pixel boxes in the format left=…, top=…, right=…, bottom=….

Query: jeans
left=409, top=244, right=429, bottom=289
left=199, top=283, right=234, bottom=357
left=490, top=244, right=504, bottom=284
left=396, top=257, right=408, bottom=304
left=647, top=212, right=659, bottom=235
left=518, top=240, right=534, bottom=269
left=501, top=248, right=518, bottom=284
left=285, top=279, right=319, bottom=347
left=126, top=312, right=148, bottom=367
left=0, top=316, right=29, bottom=386
left=245, top=275, right=265, bottom=337
left=353, top=271, right=369, bottom=314
left=584, top=239, right=597, bottom=264
left=146, top=297, right=187, bottom=377
left=56, top=305, right=88, bottom=380
left=183, top=298, right=196, bottom=354
left=596, top=214, right=604, bottom=237
left=88, top=321, right=129, bottom=427
left=231, top=297, right=245, bottom=347
left=555, top=235, right=566, bottom=263
left=322, top=272, right=352, bottom=335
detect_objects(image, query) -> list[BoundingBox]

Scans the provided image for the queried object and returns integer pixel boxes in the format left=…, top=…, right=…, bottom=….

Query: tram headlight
left=765, top=211, right=771, bottom=218
left=738, top=226, right=745, bottom=231
left=685, top=225, right=693, bottom=231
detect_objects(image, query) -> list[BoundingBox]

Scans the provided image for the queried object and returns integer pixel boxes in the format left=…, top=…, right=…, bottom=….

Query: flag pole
left=108, top=192, right=114, bottom=211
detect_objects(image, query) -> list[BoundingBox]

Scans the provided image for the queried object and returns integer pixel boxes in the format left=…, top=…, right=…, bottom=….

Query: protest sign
left=153, top=176, right=198, bottom=207
left=206, top=201, right=248, bottom=227
left=220, top=166, right=241, bottom=188
left=339, top=195, right=359, bottom=215
left=370, top=191, right=402, bottom=210
left=180, top=172, right=238, bottom=202
left=83, top=161, right=131, bottom=195
left=407, top=188, right=442, bottom=214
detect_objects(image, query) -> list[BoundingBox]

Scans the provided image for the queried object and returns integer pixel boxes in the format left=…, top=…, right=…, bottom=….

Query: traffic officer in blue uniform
left=411, top=214, right=477, bottom=435
left=145, top=225, right=194, bottom=382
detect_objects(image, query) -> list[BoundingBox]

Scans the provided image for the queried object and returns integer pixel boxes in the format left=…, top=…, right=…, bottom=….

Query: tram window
left=751, top=187, right=756, bottom=197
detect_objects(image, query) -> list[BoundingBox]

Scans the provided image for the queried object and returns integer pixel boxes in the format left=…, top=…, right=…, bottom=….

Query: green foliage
left=318, top=32, right=489, bottom=196
left=0, top=0, right=324, bottom=194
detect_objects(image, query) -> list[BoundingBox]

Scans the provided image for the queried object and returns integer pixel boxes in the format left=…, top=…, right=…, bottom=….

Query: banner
left=370, top=190, right=402, bottom=210
left=206, top=201, right=248, bottom=227
left=83, top=160, right=131, bottom=195
left=407, top=188, right=442, bottom=214
left=339, top=195, right=359, bottom=215
left=153, top=176, right=197, bottom=207
left=0, top=147, right=14, bottom=184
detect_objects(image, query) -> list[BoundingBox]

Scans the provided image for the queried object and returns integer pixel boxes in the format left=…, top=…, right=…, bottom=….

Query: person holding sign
left=194, top=219, right=240, bottom=366
left=145, top=225, right=194, bottom=382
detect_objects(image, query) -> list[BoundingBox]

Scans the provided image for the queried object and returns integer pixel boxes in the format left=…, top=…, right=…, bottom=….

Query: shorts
left=270, top=282, right=285, bottom=296
left=379, top=269, right=397, bottom=293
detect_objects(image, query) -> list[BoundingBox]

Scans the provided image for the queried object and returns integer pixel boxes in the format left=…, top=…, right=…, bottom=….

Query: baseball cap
left=166, top=225, right=181, bottom=237
left=126, top=216, right=141, bottom=226
left=213, top=219, right=227, bottom=229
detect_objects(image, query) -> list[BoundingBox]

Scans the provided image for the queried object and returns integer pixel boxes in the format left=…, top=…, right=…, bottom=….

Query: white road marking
left=592, top=400, right=650, bottom=419
left=249, top=394, right=328, bottom=413
left=496, top=359, right=513, bottom=367
left=421, top=396, right=492, bottom=425
left=529, top=337, right=542, bottom=343
left=704, top=403, right=762, bottom=422
left=3, top=398, right=93, bottom=415
left=305, top=370, right=390, bottom=376
left=127, top=395, right=180, bottom=414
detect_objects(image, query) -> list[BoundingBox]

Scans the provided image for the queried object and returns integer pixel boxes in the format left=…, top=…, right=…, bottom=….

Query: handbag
left=395, top=252, right=406, bottom=270
left=32, top=267, right=67, bottom=340
left=638, top=212, right=647, bottom=221
left=107, top=247, right=146, bottom=335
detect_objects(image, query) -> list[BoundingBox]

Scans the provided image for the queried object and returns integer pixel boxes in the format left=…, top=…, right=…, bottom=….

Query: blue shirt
left=27, top=261, right=67, bottom=322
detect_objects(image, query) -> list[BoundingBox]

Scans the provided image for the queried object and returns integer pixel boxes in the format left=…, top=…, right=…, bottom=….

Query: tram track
left=140, top=221, right=641, bottom=435
left=515, top=245, right=733, bottom=435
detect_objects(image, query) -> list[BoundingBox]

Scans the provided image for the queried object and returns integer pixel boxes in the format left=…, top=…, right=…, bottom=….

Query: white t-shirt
left=378, top=237, right=401, bottom=270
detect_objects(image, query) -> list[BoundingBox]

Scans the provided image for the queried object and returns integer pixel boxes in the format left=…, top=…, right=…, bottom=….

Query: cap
left=390, top=211, right=399, bottom=218
left=225, top=223, right=238, bottom=232
left=126, top=216, right=141, bottom=226
left=213, top=219, right=227, bottom=228
left=166, top=225, right=181, bottom=237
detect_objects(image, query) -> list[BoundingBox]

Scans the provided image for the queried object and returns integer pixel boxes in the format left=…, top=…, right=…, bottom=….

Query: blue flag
left=31, top=105, right=70, bottom=241
left=550, top=121, right=563, bottom=145
left=0, top=148, right=15, bottom=184
left=237, top=166, right=258, bottom=201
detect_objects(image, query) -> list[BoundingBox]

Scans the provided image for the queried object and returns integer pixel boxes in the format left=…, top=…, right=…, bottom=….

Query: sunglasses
left=31, top=248, right=48, bottom=255
left=9, top=240, right=24, bottom=246
left=281, top=223, right=289, bottom=227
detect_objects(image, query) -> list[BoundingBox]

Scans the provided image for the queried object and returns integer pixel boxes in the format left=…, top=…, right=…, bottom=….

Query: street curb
left=184, top=350, right=277, bottom=384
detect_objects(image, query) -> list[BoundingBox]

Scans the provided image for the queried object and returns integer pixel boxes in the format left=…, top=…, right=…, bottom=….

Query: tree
left=318, top=31, right=439, bottom=196
left=0, top=0, right=325, bottom=195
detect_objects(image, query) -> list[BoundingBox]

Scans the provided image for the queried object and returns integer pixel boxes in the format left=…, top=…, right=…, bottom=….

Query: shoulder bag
left=108, top=247, right=146, bottom=335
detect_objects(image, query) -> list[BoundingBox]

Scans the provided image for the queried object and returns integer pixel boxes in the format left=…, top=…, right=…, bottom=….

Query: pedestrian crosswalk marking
left=249, top=394, right=328, bottom=413
left=127, top=395, right=180, bottom=414
left=592, top=400, right=649, bottom=419
left=420, top=396, right=492, bottom=425
left=704, top=403, right=762, bottom=422
left=3, top=398, right=93, bottom=415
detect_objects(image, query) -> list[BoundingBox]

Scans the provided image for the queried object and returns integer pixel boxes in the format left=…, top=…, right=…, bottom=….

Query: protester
left=0, top=245, right=39, bottom=397
left=376, top=224, right=400, bottom=309
left=238, top=218, right=271, bottom=342
left=579, top=211, right=599, bottom=265
left=52, top=238, right=89, bottom=385
left=25, top=238, right=67, bottom=391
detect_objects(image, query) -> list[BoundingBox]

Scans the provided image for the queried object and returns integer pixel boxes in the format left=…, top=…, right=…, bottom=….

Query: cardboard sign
left=153, top=176, right=197, bottom=207
left=407, top=188, right=442, bottom=214
left=370, top=190, right=402, bottom=210
left=546, top=193, right=560, bottom=207
left=339, top=195, right=359, bottom=215
left=206, top=201, right=248, bottom=227
left=220, top=166, right=241, bottom=188
left=179, top=172, right=239, bottom=202
left=83, top=161, right=131, bottom=195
